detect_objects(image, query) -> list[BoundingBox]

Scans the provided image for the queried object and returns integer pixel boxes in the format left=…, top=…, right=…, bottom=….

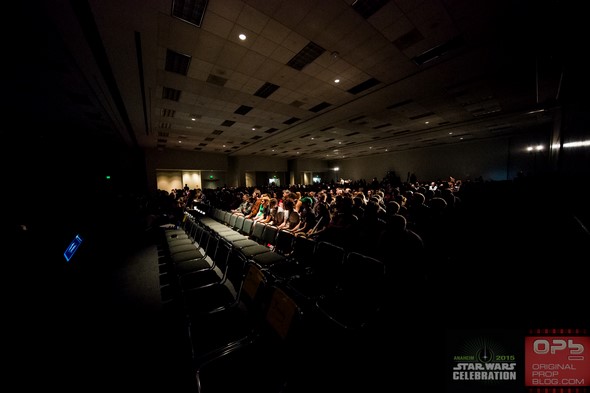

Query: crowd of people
left=149, top=176, right=471, bottom=282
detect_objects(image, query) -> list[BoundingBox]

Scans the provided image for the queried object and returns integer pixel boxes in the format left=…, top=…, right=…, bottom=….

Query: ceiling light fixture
left=239, top=33, right=246, bottom=40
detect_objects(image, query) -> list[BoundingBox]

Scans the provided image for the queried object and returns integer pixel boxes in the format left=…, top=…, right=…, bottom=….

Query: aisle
left=7, top=224, right=195, bottom=392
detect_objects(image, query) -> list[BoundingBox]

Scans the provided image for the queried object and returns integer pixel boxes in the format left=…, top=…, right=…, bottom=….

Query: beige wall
left=156, top=171, right=183, bottom=192
left=331, top=132, right=550, bottom=183
left=145, top=139, right=551, bottom=190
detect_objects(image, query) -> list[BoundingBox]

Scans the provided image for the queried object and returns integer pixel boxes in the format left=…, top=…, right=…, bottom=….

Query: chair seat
left=168, top=243, right=199, bottom=255
left=171, top=249, right=205, bottom=264
left=239, top=245, right=272, bottom=257
left=175, top=258, right=212, bottom=276
left=231, top=239, right=259, bottom=249
left=252, top=252, right=287, bottom=267
left=184, top=284, right=238, bottom=315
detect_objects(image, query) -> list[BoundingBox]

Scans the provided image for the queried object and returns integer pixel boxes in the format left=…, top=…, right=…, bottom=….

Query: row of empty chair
left=158, top=207, right=394, bottom=392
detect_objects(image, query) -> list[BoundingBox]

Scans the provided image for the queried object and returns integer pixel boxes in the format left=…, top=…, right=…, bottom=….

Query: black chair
left=266, top=235, right=316, bottom=281
left=193, top=284, right=306, bottom=393
left=231, top=220, right=265, bottom=250
left=280, top=241, right=346, bottom=309
left=169, top=229, right=210, bottom=265
left=162, top=213, right=193, bottom=241
left=237, top=223, right=277, bottom=259
left=314, top=251, right=386, bottom=331
left=172, top=231, right=218, bottom=276
left=251, top=228, right=294, bottom=268
left=181, top=247, right=248, bottom=318
left=167, top=222, right=206, bottom=256
left=179, top=238, right=233, bottom=292
left=187, top=261, right=270, bottom=361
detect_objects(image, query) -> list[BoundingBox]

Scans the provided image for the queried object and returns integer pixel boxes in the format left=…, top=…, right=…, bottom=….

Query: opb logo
left=525, top=336, right=590, bottom=387
left=533, top=339, right=585, bottom=360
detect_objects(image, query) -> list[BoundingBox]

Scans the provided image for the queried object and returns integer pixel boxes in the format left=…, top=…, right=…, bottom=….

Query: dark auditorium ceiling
left=18, top=0, right=580, bottom=160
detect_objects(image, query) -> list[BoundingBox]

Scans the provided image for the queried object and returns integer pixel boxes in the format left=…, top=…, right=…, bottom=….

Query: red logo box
left=525, top=335, right=590, bottom=387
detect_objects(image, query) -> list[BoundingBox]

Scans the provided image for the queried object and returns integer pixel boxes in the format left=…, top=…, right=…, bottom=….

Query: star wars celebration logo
left=446, top=330, right=522, bottom=392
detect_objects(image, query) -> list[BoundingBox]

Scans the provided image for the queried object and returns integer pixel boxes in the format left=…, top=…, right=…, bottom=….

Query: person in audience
left=313, top=194, right=359, bottom=248
left=377, top=213, right=426, bottom=283
left=244, top=189, right=262, bottom=219
left=232, top=193, right=252, bottom=216
left=277, top=199, right=300, bottom=231
left=253, top=194, right=271, bottom=222
left=262, top=197, right=282, bottom=226
left=289, top=197, right=316, bottom=236
left=309, top=191, right=330, bottom=235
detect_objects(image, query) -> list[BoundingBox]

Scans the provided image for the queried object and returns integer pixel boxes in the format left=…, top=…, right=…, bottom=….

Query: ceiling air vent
left=265, top=128, right=279, bottom=134
left=393, top=28, right=424, bottom=51
left=234, top=105, right=253, bottom=115
left=283, top=117, right=300, bottom=125
left=254, top=82, right=280, bottom=98
left=349, top=115, right=366, bottom=123
left=207, top=74, right=228, bottom=87
left=221, top=120, right=235, bottom=127
left=352, top=0, right=390, bottom=19
left=162, top=87, right=181, bottom=101
left=211, top=130, right=223, bottom=135
left=412, top=36, right=464, bottom=66
left=347, top=78, right=380, bottom=95
left=287, top=41, right=325, bottom=71
left=161, top=108, right=176, bottom=117
left=387, top=99, right=413, bottom=110
left=374, top=123, right=391, bottom=129
left=409, top=112, right=435, bottom=120
left=165, top=49, right=191, bottom=75
left=172, top=0, right=208, bottom=27
left=309, top=102, right=332, bottom=113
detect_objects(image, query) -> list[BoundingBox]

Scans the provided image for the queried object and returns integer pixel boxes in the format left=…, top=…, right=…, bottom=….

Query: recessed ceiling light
left=425, top=121, right=429, bottom=124
left=239, top=33, right=246, bottom=40
left=334, top=79, right=340, bottom=83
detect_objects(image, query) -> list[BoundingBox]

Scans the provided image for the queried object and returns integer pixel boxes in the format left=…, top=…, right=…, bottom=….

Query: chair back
left=241, top=218, right=254, bottom=236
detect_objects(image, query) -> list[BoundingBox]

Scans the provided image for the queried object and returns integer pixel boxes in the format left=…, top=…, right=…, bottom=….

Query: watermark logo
left=446, top=329, right=522, bottom=392
left=525, top=329, right=590, bottom=389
